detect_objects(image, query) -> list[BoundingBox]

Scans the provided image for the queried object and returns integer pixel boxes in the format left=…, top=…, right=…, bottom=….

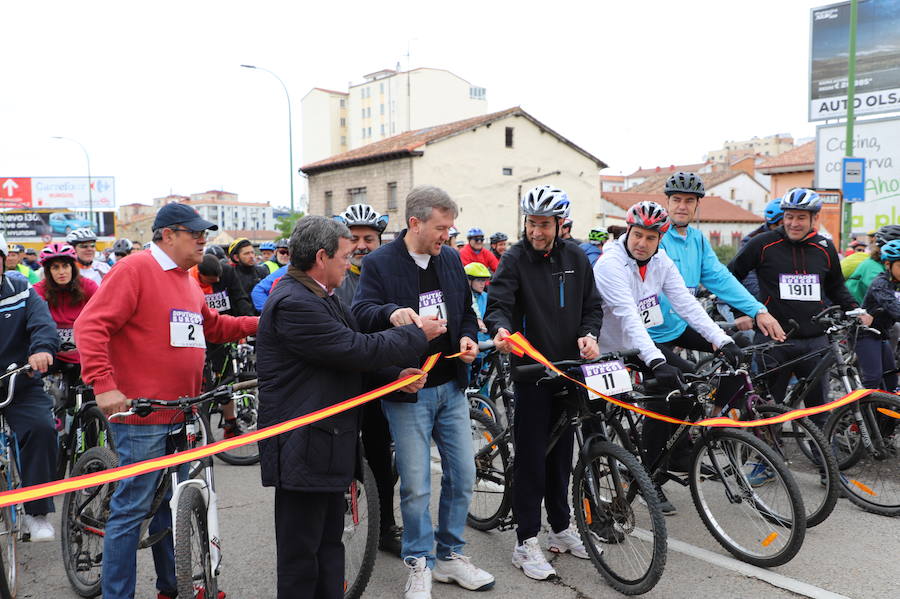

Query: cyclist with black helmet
left=487, top=185, right=603, bottom=581
left=489, top=232, right=508, bottom=261
left=66, top=228, right=110, bottom=285
left=594, top=200, right=743, bottom=514
left=847, top=224, right=900, bottom=303
left=459, top=227, right=500, bottom=273
left=729, top=188, right=871, bottom=427
left=578, top=228, right=609, bottom=266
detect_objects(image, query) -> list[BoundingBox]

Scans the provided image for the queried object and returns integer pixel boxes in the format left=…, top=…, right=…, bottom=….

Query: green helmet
left=464, top=262, right=491, bottom=279
left=588, top=229, right=609, bottom=244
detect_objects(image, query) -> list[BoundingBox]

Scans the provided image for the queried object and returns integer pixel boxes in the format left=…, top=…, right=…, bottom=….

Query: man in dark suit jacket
left=256, top=215, right=441, bottom=599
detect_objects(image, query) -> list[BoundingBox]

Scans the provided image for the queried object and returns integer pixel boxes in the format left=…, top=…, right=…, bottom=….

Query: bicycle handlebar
left=513, top=349, right=641, bottom=379
left=1, top=364, right=34, bottom=409
left=108, top=379, right=256, bottom=420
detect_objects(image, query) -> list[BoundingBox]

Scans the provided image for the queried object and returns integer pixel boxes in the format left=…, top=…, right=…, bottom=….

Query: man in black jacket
left=353, top=186, right=495, bottom=598
left=227, top=237, right=268, bottom=312
left=485, top=185, right=602, bottom=580
left=729, top=189, right=871, bottom=429
left=256, top=216, right=440, bottom=599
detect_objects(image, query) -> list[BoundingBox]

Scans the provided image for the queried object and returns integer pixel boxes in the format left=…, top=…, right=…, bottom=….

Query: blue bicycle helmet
left=467, top=227, right=485, bottom=239
left=260, top=241, right=276, bottom=251
left=881, top=239, right=900, bottom=263
left=763, top=199, right=784, bottom=224
left=779, top=188, right=822, bottom=213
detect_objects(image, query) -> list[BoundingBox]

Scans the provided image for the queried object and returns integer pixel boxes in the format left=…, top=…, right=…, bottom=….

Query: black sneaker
left=654, top=484, right=677, bottom=516
left=379, top=524, right=403, bottom=557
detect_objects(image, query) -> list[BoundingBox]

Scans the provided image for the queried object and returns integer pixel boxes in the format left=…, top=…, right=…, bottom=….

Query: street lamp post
left=240, top=64, right=295, bottom=213
left=51, top=136, right=93, bottom=223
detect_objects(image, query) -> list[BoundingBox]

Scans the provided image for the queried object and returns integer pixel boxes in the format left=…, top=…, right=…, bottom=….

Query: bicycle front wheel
left=208, top=389, right=260, bottom=466
left=572, top=440, right=666, bottom=596
left=175, top=486, right=218, bottom=599
left=690, top=428, right=806, bottom=567
left=467, top=409, right=511, bottom=531
left=752, top=404, right=839, bottom=527
left=0, top=454, right=19, bottom=599
left=343, top=461, right=379, bottom=599
left=825, top=391, right=900, bottom=516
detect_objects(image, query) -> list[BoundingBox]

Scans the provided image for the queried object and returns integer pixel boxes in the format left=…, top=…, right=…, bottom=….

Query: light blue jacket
left=650, top=225, right=763, bottom=343
left=251, top=265, right=288, bottom=312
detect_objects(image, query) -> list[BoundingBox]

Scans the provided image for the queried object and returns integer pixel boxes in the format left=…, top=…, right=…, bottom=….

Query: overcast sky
left=2, top=0, right=835, bottom=212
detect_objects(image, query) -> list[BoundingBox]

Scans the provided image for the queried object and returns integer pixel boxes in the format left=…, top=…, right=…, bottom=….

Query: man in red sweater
left=458, top=227, right=499, bottom=273
left=75, top=203, right=258, bottom=599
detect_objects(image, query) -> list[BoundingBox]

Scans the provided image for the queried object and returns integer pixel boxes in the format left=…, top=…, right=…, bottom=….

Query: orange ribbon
left=504, top=332, right=873, bottom=428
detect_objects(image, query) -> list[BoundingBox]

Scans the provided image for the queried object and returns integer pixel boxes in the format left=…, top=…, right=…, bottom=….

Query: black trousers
left=6, top=381, right=59, bottom=514
left=756, top=333, right=829, bottom=427
left=274, top=488, right=344, bottom=599
left=512, top=379, right=574, bottom=543
left=360, top=400, right=395, bottom=529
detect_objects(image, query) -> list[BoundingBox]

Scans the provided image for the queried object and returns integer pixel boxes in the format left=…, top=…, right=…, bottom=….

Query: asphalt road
left=15, top=456, right=897, bottom=599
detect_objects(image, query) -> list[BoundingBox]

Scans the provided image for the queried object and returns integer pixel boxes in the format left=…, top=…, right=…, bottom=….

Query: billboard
left=815, top=115, right=900, bottom=232
left=0, top=177, right=115, bottom=210
left=0, top=210, right=116, bottom=240
left=809, top=0, right=900, bottom=121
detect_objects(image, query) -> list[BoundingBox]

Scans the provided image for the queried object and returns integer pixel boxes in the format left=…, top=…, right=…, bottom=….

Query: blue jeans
left=102, top=423, right=188, bottom=599
left=382, top=381, right=475, bottom=568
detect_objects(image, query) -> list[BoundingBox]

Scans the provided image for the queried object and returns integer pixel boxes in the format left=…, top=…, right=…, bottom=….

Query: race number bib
left=169, top=310, right=205, bottom=348
left=205, top=290, right=231, bottom=312
left=637, top=295, right=664, bottom=328
left=779, top=274, right=821, bottom=302
left=582, top=360, right=633, bottom=398
left=57, top=328, right=74, bottom=346
left=419, top=290, right=447, bottom=320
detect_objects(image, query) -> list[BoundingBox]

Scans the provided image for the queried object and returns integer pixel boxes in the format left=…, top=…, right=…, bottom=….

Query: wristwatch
left=756, top=307, right=768, bottom=315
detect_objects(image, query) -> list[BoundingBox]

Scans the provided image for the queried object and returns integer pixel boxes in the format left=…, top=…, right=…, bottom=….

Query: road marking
left=633, top=529, right=851, bottom=599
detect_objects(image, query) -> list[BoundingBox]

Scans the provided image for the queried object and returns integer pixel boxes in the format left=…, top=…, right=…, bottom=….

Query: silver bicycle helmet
left=779, top=188, right=822, bottom=213
left=521, top=186, right=570, bottom=218
left=66, top=228, right=97, bottom=244
left=335, top=203, right=389, bottom=234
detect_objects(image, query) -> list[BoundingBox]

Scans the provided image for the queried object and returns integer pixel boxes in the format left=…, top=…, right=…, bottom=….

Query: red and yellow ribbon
left=504, top=332, right=874, bottom=428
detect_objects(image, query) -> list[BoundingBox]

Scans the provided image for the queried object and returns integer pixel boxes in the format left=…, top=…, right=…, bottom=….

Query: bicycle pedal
left=498, top=517, right=516, bottom=532
left=139, top=528, right=171, bottom=549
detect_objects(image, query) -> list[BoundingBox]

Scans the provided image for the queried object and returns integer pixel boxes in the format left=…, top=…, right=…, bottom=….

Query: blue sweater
left=650, top=225, right=763, bottom=343
left=251, top=265, right=288, bottom=312
left=0, top=273, right=59, bottom=380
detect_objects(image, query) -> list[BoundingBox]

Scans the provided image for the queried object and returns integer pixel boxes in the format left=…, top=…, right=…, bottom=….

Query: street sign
left=841, top=157, right=866, bottom=202
left=0, top=177, right=115, bottom=210
left=0, top=178, right=33, bottom=208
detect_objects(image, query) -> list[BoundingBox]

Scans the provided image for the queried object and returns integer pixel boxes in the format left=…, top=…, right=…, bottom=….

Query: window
left=361, top=108, right=365, bottom=118
left=731, top=231, right=743, bottom=246
left=361, top=128, right=366, bottom=138
left=348, top=187, right=367, bottom=203
left=340, top=135, right=347, bottom=146
left=380, top=124, right=385, bottom=135
left=729, top=188, right=736, bottom=200
left=387, top=182, right=398, bottom=211
left=367, top=127, right=371, bottom=137
left=339, top=98, right=345, bottom=107
left=324, top=191, right=333, bottom=216
left=379, top=82, right=384, bottom=94
left=709, top=231, right=721, bottom=248
left=502, top=167, right=513, bottom=176
left=380, top=103, right=385, bottom=115
left=339, top=117, right=346, bottom=127
left=367, top=107, right=372, bottom=117
left=469, top=86, right=486, bottom=99
left=505, top=127, right=514, bottom=148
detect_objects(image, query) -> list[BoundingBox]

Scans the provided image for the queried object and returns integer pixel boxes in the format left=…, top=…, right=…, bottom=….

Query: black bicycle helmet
left=489, top=232, right=508, bottom=244
left=664, top=172, right=705, bottom=198
left=205, top=244, right=226, bottom=260
left=874, top=224, right=900, bottom=247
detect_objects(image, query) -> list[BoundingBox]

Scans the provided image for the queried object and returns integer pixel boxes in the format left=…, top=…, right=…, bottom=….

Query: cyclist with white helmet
left=459, top=227, right=500, bottom=273
left=489, top=232, right=508, bottom=261
left=333, top=203, right=389, bottom=307
left=487, top=185, right=603, bottom=581
left=65, top=228, right=110, bottom=285
left=594, top=200, right=743, bottom=514
left=728, top=188, right=871, bottom=427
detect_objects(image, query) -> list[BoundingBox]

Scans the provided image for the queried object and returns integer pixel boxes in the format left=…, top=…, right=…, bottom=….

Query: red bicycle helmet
left=39, top=242, right=78, bottom=266
left=625, top=201, right=671, bottom=233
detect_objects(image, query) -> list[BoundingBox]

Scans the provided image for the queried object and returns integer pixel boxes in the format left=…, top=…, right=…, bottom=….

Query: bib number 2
left=170, top=309, right=206, bottom=348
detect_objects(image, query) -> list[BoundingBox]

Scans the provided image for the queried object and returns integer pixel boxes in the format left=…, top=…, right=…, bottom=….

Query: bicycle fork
left=169, top=460, right=223, bottom=575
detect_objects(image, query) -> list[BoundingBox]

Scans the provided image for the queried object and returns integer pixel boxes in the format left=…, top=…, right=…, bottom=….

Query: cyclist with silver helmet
left=728, top=188, right=870, bottom=426
left=653, top=172, right=784, bottom=353
left=489, top=232, right=508, bottom=260
left=486, top=185, right=603, bottom=580
left=594, top=200, right=743, bottom=514
left=858, top=239, right=900, bottom=392
left=459, top=227, right=500, bottom=273
left=846, top=225, right=900, bottom=303
left=111, top=238, right=134, bottom=263
left=578, top=228, right=609, bottom=266
left=65, top=228, right=110, bottom=285
left=333, top=203, right=389, bottom=307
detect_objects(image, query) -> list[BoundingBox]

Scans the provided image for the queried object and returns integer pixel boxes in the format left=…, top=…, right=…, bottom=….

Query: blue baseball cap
left=153, top=203, right=218, bottom=232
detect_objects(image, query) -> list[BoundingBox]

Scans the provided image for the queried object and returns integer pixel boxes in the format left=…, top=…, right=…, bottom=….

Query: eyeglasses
left=76, top=243, right=96, bottom=249
left=169, top=227, right=209, bottom=240
left=276, top=249, right=289, bottom=255
left=470, top=237, right=485, bottom=242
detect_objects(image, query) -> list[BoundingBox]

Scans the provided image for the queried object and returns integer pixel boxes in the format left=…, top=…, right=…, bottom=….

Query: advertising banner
left=809, top=0, right=900, bottom=121
left=0, top=210, right=116, bottom=240
left=815, top=116, right=900, bottom=232
left=0, top=177, right=115, bottom=210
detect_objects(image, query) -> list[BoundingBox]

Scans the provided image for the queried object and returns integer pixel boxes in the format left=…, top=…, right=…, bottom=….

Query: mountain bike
left=203, top=340, right=259, bottom=465
left=343, top=457, right=379, bottom=599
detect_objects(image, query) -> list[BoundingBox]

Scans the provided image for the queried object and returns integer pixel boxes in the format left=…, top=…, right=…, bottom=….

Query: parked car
left=50, top=212, right=95, bottom=235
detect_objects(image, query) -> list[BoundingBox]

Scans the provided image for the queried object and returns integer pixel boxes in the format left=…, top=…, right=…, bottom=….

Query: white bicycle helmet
left=779, top=188, right=822, bottom=213
left=335, top=203, right=389, bottom=234
left=66, top=228, right=97, bottom=244
left=521, top=185, right=570, bottom=218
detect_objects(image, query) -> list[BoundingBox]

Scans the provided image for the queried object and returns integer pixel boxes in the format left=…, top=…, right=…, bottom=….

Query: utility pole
left=842, top=0, right=859, bottom=248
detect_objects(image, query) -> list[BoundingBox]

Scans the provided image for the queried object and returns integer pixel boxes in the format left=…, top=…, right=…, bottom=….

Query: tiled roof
left=313, top=87, right=348, bottom=96
left=301, top=107, right=607, bottom=173
left=601, top=175, right=626, bottom=182
left=627, top=169, right=749, bottom=194
left=756, top=141, right=815, bottom=173
left=602, top=192, right=763, bottom=223
left=626, top=162, right=709, bottom=178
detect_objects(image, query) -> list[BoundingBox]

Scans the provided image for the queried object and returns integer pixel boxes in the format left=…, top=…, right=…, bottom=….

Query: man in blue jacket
left=0, top=234, right=59, bottom=542
left=256, top=216, right=439, bottom=599
left=353, top=186, right=495, bottom=598
left=651, top=172, right=785, bottom=366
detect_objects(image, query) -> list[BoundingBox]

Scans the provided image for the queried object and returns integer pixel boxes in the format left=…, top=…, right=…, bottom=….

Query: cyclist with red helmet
left=594, top=201, right=743, bottom=514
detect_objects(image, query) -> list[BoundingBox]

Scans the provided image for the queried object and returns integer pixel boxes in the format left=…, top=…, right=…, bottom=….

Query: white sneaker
left=433, top=552, right=495, bottom=591
left=511, top=537, right=556, bottom=580
left=547, top=524, right=589, bottom=559
left=403, top=556, right=432, bottom=599
left=23, top=514, right=55, bottom=542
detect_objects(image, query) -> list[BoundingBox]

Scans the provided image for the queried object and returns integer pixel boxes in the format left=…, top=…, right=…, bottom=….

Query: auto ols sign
left=0, top=210, right=116, bottom=240
left=809, top=1, right=900, bottom=121
left=816, top=116, right=900, bottom=231
left=0, top=177, right=115, bottom=210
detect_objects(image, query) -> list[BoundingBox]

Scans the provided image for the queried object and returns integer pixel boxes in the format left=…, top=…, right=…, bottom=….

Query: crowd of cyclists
left=1, top=168, right=899, bottom=599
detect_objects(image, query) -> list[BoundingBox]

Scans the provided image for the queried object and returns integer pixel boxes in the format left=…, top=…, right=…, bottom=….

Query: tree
left=713, top=244, right=738, bottom=266
left=275, top=212, right=305, bottom=239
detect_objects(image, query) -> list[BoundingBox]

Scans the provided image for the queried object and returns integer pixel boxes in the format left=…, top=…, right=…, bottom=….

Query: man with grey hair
left=257, top=215, right=442, bottom=599
left=353, top=187, right=495, bottom=598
